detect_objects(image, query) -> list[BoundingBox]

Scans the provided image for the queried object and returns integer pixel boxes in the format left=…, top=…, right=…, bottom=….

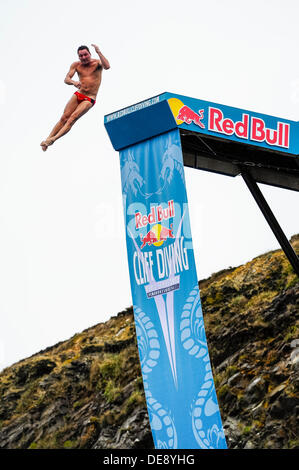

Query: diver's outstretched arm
left=91, top=44, right=110, bottom=70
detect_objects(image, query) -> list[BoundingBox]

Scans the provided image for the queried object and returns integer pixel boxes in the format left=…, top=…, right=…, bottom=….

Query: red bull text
left=174, top=103, right=290, bottom=149
left=208, top=107, right=290, bottom=149
left=135, top=200, right=175, bottom=229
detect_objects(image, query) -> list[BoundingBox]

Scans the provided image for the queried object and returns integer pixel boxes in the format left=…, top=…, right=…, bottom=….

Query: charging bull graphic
left=140, top=224, right=174, bottom=249
left=177, top=105, right=205, bottom=129
left=140, top=230, right=158, bottom=249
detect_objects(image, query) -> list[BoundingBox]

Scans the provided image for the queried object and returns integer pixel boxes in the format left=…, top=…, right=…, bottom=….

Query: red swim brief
left=74, top=91, right=96, bottom=106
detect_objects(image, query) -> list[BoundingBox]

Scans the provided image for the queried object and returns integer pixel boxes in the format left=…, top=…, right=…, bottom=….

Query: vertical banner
left=119, top=129, right=226, bottom=449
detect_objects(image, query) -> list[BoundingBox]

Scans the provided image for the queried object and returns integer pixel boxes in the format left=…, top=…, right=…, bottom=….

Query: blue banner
left=119, top=129, right=227, bottom=449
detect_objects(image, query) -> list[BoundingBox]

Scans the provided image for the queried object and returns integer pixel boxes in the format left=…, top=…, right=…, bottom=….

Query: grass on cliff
left=0, top=236, right=298, bottom=449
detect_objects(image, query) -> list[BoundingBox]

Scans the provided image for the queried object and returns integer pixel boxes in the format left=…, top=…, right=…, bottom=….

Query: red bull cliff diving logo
left=129, top=209, right=188, bottom=388
left=135, top=200, right=175, bottom=249
left=132, top=200, right=189, bottom=287
left=168, top=98, right=290, bottom=149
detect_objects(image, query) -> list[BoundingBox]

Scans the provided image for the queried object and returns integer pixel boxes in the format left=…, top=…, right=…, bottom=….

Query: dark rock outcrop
left=0, top=236, right=298, bottom=449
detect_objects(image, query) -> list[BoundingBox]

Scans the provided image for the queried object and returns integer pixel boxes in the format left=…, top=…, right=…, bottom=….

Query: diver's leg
left=41, top=94, right=79, bottom=151
left=43, top=100, right=93, bottom=148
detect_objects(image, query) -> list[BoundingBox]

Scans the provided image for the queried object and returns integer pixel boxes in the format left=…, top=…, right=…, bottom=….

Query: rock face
left=0, top=235, right=298, bottom=449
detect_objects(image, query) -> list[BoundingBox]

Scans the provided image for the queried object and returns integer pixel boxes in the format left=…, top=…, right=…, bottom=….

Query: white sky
left=0, top=0, right=299, bottom=370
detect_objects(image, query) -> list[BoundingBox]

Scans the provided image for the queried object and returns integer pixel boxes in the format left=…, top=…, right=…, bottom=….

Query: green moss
left=62, top=354, right=80, bottom=367
left=63, top=440, right=77, bottom=449
left=242, top=425, right=252, bottom=435
left=245, top=290, right=278, bottom=310
left=99, top=354, right=122, bottom=380
left=15, top=379, right=40, bottom=414
left=217, top=384, right=230, bottom=399
left=284, top=324, right=299, bottom=342
left=285, top=276, right=299, bottom=289
left=226, top=365, right=239, bottom=378
left=125, top=390, right=145, bottom=414
left=73, top=400, right=83, bottom=409
left=89, top=416, right=101, bottom=426
left=135, top=376, right=144, bottom=389
left=230, top=295, right=247, bottom=307
left=103, top=379, right=122, bottom=403
left=28, top=442, right=38, bottom=449
left=289, top=439, right=299, bottom=449
left=28, top=435, right=58, bottom=449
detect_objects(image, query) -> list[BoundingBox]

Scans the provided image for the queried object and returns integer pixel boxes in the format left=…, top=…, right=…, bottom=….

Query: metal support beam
left=241, top=169, right=299, bottom=276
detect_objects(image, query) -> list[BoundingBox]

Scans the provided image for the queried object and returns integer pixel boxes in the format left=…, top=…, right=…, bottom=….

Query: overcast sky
left=0, top=0, right=298, bottom=370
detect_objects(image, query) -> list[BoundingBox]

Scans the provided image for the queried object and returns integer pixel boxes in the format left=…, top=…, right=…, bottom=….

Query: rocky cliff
left=0, top=236, right=298, bottom=449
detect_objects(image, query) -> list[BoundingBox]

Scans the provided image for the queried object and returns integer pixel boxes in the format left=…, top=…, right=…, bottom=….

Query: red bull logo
left=140, top=223, right=174, bottom=249
left=168, top=97, right=205, bottom=129
left=209, top=107, right=290, bottom=149
left=176, top=105, right=205, bottom=129
left=168, top=97, right=290, bottom=150
left=135, top=200, right=175, bottom=229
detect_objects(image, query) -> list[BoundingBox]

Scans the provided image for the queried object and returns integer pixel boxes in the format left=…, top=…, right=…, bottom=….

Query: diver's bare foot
left=40, top=141, right=48, bottom=151
left=40, top=138, right=54, bottom=152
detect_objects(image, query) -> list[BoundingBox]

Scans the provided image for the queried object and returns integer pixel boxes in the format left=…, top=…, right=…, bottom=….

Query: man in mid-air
left=41, top=44, right=110, bottom=151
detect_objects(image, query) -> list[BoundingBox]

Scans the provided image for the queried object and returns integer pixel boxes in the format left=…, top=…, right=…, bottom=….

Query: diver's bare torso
left=74, top=59, right=103, bottom=99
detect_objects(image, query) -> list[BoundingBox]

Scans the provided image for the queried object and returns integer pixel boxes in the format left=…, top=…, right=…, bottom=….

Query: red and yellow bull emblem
left=135, top=200, right=175, bottom=249
left=168, top=98, right=205, bottom=129
left=140, top=223, right=174, bottom=249
left=168, top=97, right=290, bottom=149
